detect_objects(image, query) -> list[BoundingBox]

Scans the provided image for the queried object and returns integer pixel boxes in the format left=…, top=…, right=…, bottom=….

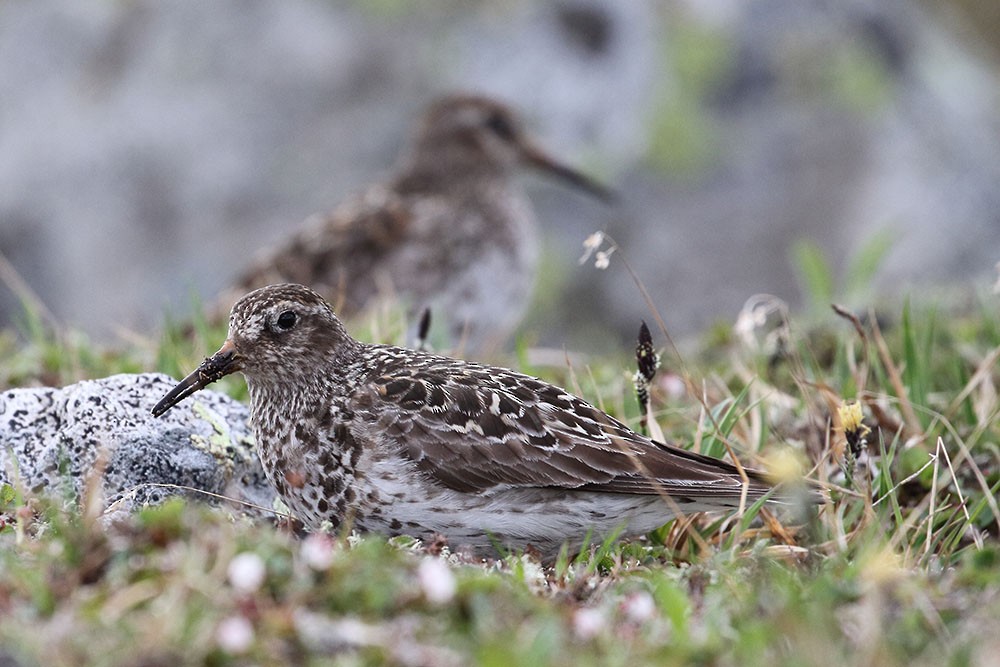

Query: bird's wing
left=234, top=184, right=413, bottom=312
left=356, top=356, right=772, bottom=499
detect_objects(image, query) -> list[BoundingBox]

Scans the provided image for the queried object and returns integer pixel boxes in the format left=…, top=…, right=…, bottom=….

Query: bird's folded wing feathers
left=359, top=362, right=773, bottom=498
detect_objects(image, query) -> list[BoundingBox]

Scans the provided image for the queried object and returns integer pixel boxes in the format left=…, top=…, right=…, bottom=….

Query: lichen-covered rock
left=0, top=373, right=275, bottom=514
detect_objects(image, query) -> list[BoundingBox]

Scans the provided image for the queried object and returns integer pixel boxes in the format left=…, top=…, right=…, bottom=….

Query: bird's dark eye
left=275, top=310, right=297, bottom=331
left=484, top=112, right=515, bottom=141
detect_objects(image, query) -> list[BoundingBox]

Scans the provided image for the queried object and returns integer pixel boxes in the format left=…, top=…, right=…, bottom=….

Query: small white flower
left=661, top=374, right=686, bottom=400
left=734, top=294, right=788, bottom=349
left=346, top=531, right=363, bottom=549
left=227, top=552, right=266, bottom=593
left=579, top=231, right=605, bottom=264
left=517, top=555, right=548, bottom=594
left=301, top=533, right=335, bottom=571
left=583, top=231, right=604, bottom=250
left=572, top=607, right=605, bottom=639
left=594, top=248, right=615, bottom=269
left=216, top=615, right=254, bottom=653
left=622, top=591, right=656, bottom=623
left=418, top=557, right=456, bottom=604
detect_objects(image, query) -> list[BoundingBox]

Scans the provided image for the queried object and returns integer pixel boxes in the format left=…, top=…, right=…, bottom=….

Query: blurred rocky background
left=2, top=0, right=999, bottom=352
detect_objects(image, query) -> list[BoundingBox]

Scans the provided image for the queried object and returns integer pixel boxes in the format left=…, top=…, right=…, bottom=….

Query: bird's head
left=409, top=94, right=614, bottom=202
left=152, top=284, right=357, bottom=417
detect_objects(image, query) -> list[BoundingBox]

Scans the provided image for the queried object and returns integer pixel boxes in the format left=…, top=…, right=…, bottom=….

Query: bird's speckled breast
left=248, top=380, right=365, bottom=527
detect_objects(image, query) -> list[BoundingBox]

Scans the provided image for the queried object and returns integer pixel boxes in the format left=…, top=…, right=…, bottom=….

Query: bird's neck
left=245, top=346, right=362, bottom=456
left=248, top=376, right=325, bottom=444
left=394, top=146, right=511, bottom=196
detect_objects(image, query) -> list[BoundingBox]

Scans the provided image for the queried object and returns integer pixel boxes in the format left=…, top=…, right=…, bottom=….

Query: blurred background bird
left=220, top=94, right=612, bottom=356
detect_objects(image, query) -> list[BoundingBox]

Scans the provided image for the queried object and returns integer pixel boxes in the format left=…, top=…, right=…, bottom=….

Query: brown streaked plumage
left=155, top=284, right=787, bottom=556
left=225, top=94, right=613, bottom=354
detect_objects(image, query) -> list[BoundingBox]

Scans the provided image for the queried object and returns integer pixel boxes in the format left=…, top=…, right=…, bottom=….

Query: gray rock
left=0, top=373, right=275, bottom=514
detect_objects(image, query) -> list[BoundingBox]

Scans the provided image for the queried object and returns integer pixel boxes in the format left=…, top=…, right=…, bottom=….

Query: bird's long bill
left=521, top=142, right=616, bottom=203
left=151, top=339, right=241, bottom=417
